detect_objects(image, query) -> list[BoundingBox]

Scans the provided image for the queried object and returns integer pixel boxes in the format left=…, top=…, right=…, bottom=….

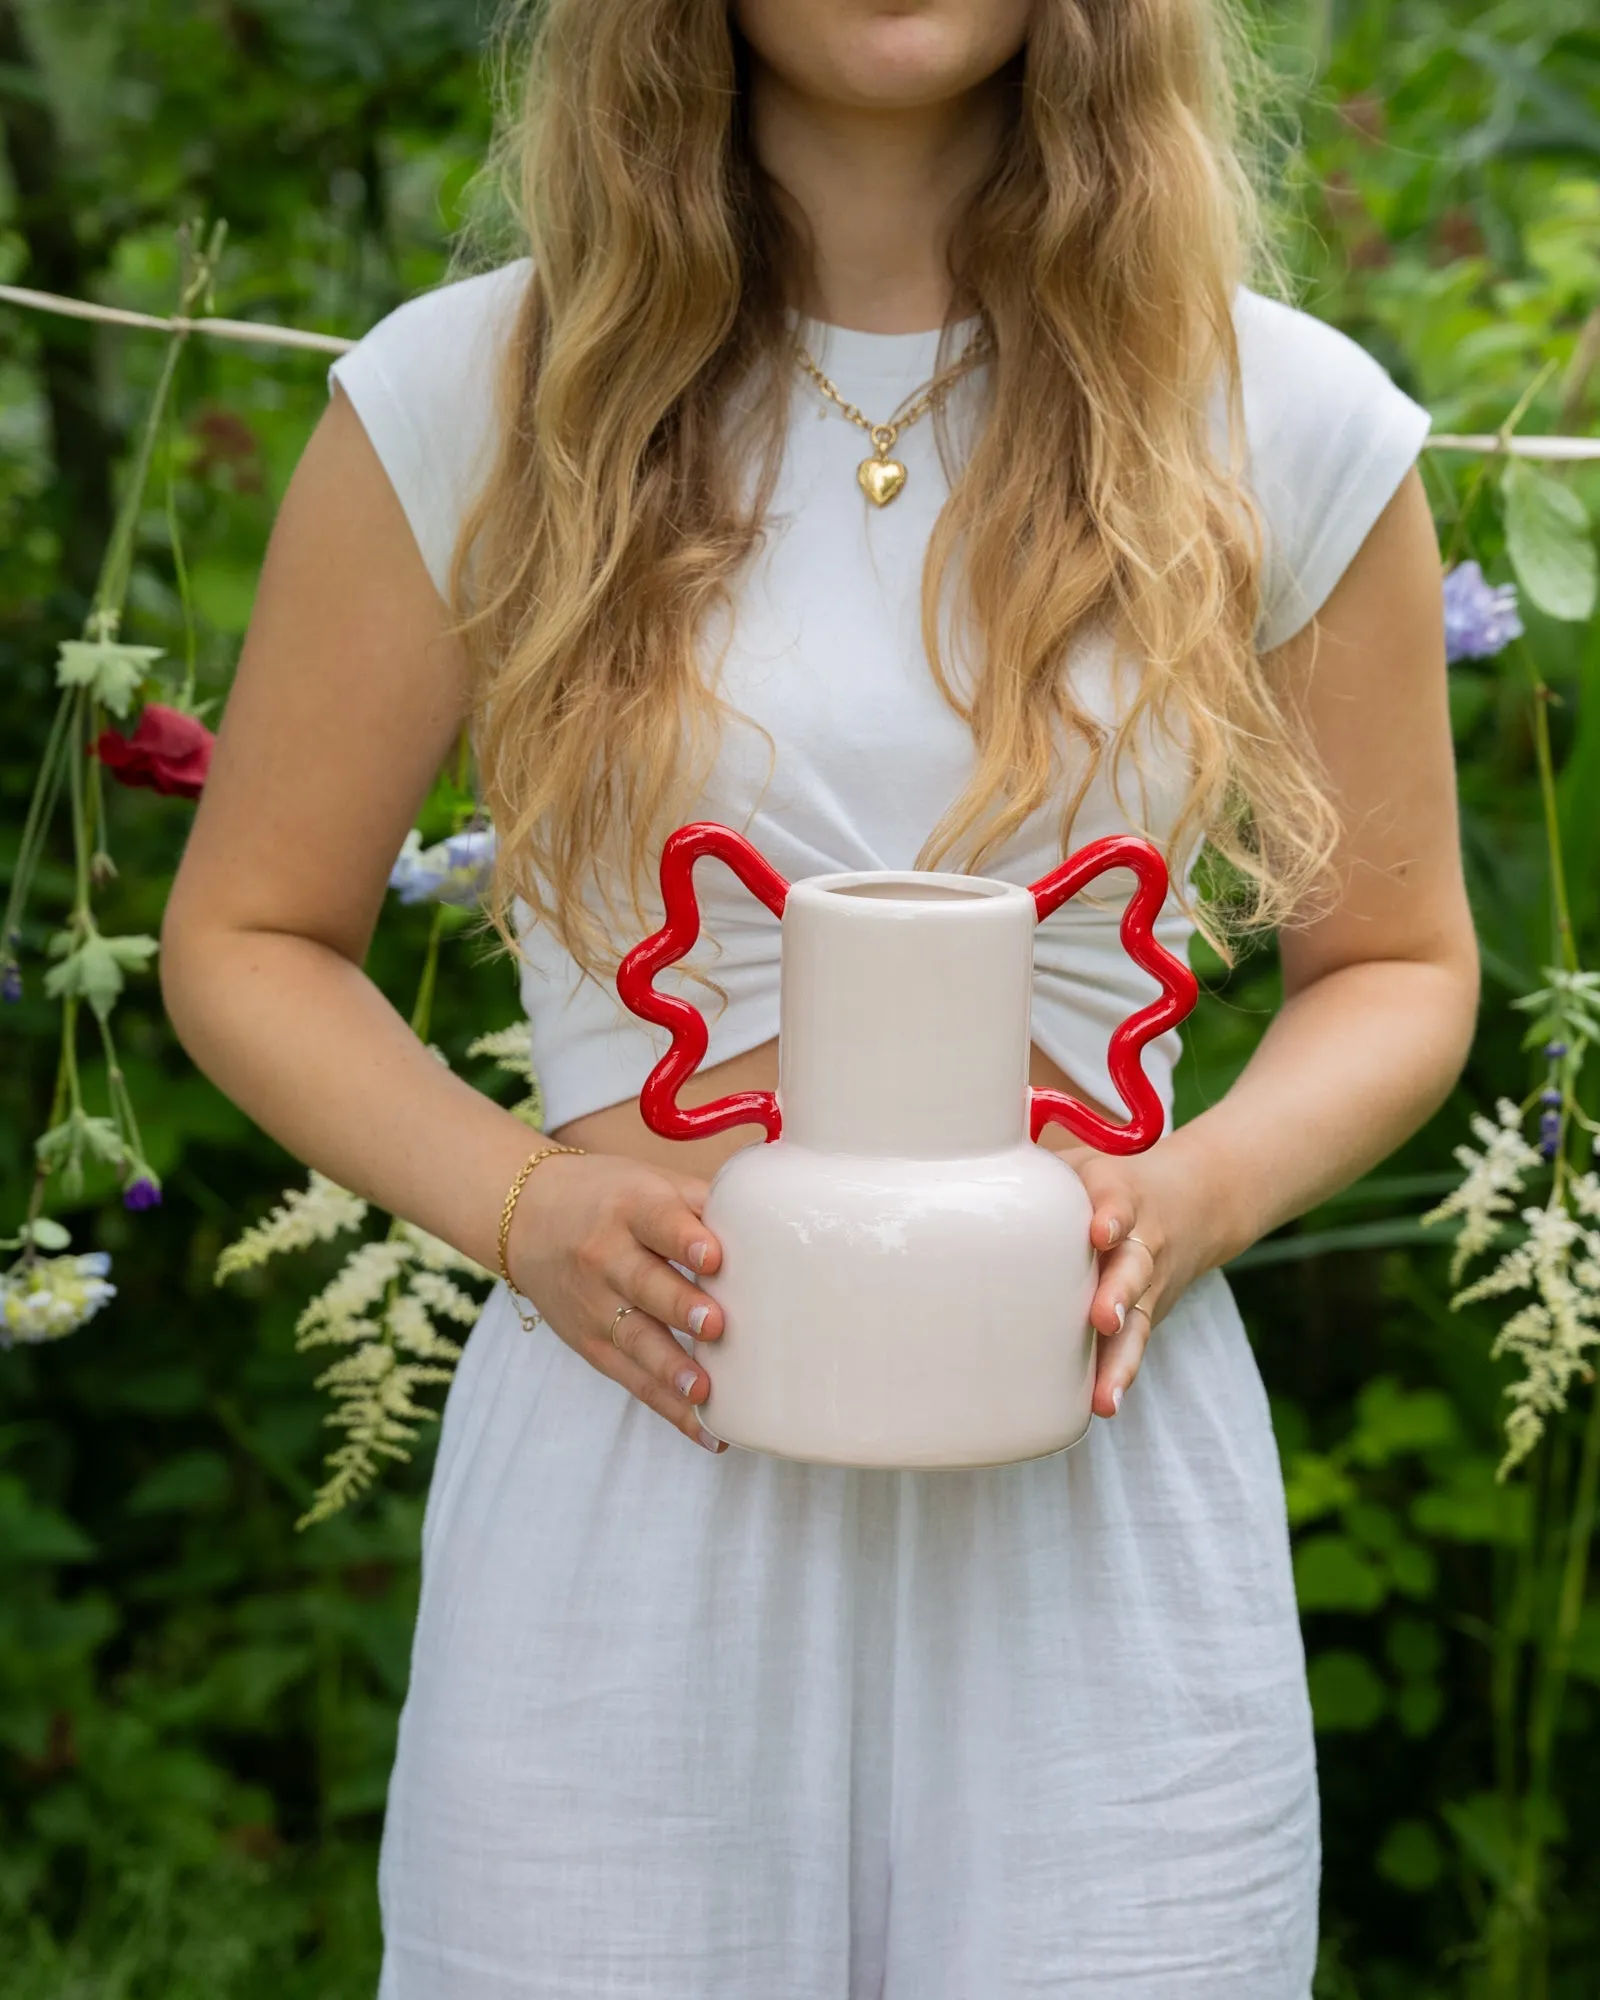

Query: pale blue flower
left=389, top=826, right=497, bottom=907
left=0, top=1251, right=116, bottom=1346
left=1443, top=560, right=1523, bottom=663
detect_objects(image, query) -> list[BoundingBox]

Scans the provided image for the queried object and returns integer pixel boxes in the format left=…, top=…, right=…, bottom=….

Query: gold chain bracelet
left=497, top=1142, right=586, bottom=1331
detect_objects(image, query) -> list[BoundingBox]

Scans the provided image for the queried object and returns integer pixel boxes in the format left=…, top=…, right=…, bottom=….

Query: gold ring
left=609, top=1303, right=642, bottom=1348
left=1126, top=1300, right=1153, bottom=1323
left=1124, top=1232, right=1154, bottom=1255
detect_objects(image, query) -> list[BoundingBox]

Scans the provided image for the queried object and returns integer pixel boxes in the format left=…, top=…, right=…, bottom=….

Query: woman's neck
left=747, top=64, right=1008, bottom=336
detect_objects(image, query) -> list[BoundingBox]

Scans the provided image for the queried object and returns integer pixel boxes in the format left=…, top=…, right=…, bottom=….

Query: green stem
left=60, top=996, right=83, bottom=1117
left=164, top=408, right=198, bottom=708
left=1492, top=1527, right=1530, bottom=1848
left=20, top=1025, right=77, bottom=1245
left=1516, top=1382, right=1600, bottom=1931
left=66, top=688, right=91, bottom=919
left=5, top=223, right=224, bottom=982
left=405, top=725, right=477, bottom=1043
left=408, top=902, right=448, bottom=1043
left=1441, top=362, right=1558, bottom=569
left=1523, top=653, right=1577, bottom=975
left=1, top=687, right=75, bottom=957
left=93, top=1007, right=146, bottom=1171
left=89, top=283, right=207, bottom=630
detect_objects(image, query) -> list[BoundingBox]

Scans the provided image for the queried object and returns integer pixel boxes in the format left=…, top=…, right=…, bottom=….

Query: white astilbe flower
left=214, top=1171, right=368, bottom=1282
left=212, top=1039, right=525, bottom=1523
left=290, top=1233, right=487, bottom=1527
left=385, top=1287, right=465, bottom=1362
left=395, top=1217, right=489, bottom=1278
left=1425, top=1082, right=1600, bottom=1477
left=299, top=1322, right=460, bottom=1529
left=1423, top=1099, right=1542, bottom=1280
left=296, top=1238, right=413, bottom=1344
left=466, top=1022, right=544, bottom=1127
left=1453, top=1198, right=1600, bottom=1478
left=407, top=1266, right=484, bottom=1325
left=1571, top=1171, right=1600, bottom=1222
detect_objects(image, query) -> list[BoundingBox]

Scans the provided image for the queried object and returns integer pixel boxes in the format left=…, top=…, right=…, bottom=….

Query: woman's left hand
left=1060, top=1141, right=1227, bottom=1419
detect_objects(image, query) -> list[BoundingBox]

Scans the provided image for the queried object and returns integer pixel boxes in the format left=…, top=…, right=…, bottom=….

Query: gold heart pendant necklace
left=792, top=324, right=992, bottom=508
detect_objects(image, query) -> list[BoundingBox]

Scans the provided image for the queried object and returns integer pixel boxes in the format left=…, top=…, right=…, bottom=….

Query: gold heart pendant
left=857, top=456, right=907, bottom=506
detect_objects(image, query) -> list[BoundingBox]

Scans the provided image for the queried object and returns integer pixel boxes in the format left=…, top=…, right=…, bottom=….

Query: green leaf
left=1386, top=1615, right=1444, bottom=1681
left=1307, top=1650, right=1387, bottom=1732
left=1295, top=1534, right=1388, bottom=1613
left=1227, top=1218, right=1451, bottom=1271
left=1376, top=1818, right=1445, bottom=1893
left=54, top=639, right=166, bottom=718
left=0, top=1477, right=96, bottom=1565
left=1282, top=1451, right=1356, bottom=1529
left=36, top=1111, right=127, bottom=1187
left=1443, top=1793, right=1517, bottom=1891
left=1384, top=1541, right=1437, bottom=1600
left=1395, top=1679, right=1444, bottom=1739
left=42, top=932, right=159, bottom=1021
left=1348, top=1378, right=1460, bottom=1467
left=1412, top=1459, right=1532, bottom=1547
left=1345, top=1501, right=1403, bottom=1554
left=1503, top=459, right=1597, bottom=622
left=125, top=1450, right=232, bottom=1516
left=22, top=1217, right=72, bottom=1252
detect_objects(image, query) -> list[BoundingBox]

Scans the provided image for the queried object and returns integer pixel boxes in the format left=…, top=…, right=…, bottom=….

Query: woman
left=161, top=2, right=1478, bottom=1994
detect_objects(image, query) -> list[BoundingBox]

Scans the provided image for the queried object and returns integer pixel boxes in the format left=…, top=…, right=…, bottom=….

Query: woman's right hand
left=506, top=1150, right=728, bottom=1451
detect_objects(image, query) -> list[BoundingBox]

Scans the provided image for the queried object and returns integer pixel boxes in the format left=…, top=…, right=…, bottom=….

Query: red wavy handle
left=616, top=823, right=790, bottom=1142
left=1027, top=834, right=1199, bottom=1155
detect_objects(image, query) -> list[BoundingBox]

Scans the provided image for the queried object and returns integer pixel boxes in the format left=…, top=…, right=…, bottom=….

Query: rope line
left=0, top=281, right=354, bottom=356
left=1, top=279, right=1597, bottom=456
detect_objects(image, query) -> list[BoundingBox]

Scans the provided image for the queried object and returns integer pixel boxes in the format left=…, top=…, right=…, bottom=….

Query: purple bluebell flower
left=1544, top=1041, right=1568, bottom=1060
left=123, top=1175, right=162, bottom=1212
left=1540, top=1088, right=1562, bottom=1109
left=1, top=961, right=21, bottom=1004
left=1442, top=561, right=1523, bottom=663
left=1539, top=1107, right=1562, bottom=1160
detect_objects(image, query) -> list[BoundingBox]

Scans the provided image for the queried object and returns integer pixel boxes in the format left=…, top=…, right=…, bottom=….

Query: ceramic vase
left=616, top=823, right=1197, bottom=1468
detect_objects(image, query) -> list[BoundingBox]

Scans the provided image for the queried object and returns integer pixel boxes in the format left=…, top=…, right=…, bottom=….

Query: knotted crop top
left=330, top=263, right=1430, bottom=1133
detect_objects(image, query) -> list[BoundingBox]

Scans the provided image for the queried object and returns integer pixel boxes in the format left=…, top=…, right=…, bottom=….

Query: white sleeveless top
left=330, top=264, right=1429, bottom=1132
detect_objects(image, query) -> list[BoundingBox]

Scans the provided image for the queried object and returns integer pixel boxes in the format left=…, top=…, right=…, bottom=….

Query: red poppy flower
left=91, top=703, right=214, bottom=800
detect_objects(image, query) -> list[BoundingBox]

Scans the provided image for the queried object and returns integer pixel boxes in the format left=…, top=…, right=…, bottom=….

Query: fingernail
left=688, top=1241, right=708, bottom=1272
left=1111, top=1385, right=1124, bottom=1414
left=1105, top=1219, right=1121, bottom=1246
left=674, top=1368, right=698, bottom=1398
left=687, top=1304, right=711, bottom=1337
left=1113, top=1302, right=1126, bottom=1330
left=695, top=1426, right=724, bottom=1453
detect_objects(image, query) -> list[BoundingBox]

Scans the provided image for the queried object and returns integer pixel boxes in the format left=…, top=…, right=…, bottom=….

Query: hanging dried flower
left=0, top=1252, right=117, bottom=1347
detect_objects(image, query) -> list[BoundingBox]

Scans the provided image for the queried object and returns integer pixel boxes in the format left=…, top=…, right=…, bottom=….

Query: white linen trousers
left=376, top=1265, right=1318, bottom=1998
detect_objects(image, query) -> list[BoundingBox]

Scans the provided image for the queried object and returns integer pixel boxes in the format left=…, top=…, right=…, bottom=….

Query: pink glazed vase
left=616, top=823, right=1199, bottom=1468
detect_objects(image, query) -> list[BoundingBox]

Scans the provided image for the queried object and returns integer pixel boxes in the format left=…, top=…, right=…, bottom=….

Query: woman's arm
left=160, top=392, right=730, bottom=1448
left=1079, top=467, right=1480, bottom=1413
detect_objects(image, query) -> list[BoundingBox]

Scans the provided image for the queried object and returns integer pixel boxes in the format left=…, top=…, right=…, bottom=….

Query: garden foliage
left=2, top=2, right=1600, bottom=1994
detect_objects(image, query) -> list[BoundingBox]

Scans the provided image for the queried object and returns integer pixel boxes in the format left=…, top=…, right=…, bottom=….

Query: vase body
left=616, top=825, right=1196, bottom=1470
left=697, top=872, right=1095, bottom=1466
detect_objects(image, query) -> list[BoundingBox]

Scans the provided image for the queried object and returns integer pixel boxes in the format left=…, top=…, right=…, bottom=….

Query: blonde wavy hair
left=456, top=0, right=1338, bottom=974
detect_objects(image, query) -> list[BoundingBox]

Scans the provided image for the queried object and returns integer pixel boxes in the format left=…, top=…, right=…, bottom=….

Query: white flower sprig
left=214, top=1026, right=539, bottom=1524
left=1425, top=1098, right=1543, bottom=1282
left=1424, top=970, right=1600, bottom=1477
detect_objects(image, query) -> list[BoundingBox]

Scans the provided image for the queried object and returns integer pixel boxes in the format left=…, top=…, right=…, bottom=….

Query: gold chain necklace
left=792, top=324, right=992, bottom=507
